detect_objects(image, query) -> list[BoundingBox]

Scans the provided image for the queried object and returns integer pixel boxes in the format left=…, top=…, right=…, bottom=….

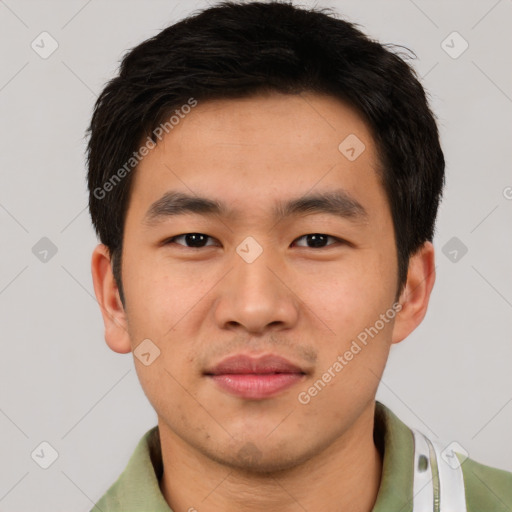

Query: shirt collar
left=93, top=401, right=415, bottom=512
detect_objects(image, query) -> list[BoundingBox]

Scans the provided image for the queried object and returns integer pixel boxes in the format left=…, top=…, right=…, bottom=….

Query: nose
left=213, top=246, right=299, bottom=335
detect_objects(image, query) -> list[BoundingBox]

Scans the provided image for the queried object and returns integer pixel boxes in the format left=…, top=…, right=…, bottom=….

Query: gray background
left=0, top=0, right=511, bottom=510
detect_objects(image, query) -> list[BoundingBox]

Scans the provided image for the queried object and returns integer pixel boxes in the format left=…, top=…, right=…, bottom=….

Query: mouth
left=204, top=353, right=307, bottom=400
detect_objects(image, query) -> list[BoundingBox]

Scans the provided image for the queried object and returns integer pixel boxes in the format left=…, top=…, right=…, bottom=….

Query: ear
left=90, top=243, right=132, bottom=354
left=391, top=241, right=436, bottom=345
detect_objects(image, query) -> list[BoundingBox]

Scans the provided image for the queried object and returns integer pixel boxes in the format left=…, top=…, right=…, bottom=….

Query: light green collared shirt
left=91, top=402, right=512, bottom=511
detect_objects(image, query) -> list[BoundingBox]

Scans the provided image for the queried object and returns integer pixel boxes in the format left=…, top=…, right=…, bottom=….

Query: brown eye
left=165, top=233, right=217, bottom=248
left=293, top=234, right=340, bottom=248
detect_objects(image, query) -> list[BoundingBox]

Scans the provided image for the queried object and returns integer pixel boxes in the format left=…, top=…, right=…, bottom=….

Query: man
left=87, top=1, right=512, bottom=511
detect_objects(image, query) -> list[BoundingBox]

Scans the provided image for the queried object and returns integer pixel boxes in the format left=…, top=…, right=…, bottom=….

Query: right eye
left=163, top=233, right=219, bottom=248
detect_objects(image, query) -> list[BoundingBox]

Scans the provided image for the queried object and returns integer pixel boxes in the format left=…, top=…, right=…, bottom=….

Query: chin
left=205, top=440, right=314, bottom=475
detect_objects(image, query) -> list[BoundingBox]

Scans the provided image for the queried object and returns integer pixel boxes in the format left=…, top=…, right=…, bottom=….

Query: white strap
left=412, top=429, right=435, bottom=512
left=431, top=439, right=468, bottom=512
left=411, top=429, right=468, bottom=512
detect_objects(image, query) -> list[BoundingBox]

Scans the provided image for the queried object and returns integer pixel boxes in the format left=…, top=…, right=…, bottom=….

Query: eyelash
left=162, top=233, right=345, bottom=249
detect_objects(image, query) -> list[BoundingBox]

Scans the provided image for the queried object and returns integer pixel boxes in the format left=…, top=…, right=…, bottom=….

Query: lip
left=204, top=354, right=307, bottom=399
left=205, top=353, right=306, bottom=375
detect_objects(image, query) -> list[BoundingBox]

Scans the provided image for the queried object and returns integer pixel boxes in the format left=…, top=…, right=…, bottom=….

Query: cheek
left=123, top=250, right=205, bottom=334
left=299, top=256, right=391, bottom=324
left=124, top=260, right=213, bottom=379
left=294, top=252, right=397, bottom=383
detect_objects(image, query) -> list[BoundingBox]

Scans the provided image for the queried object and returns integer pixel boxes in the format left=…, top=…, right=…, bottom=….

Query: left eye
left=292, top=233, right=340, bottom=248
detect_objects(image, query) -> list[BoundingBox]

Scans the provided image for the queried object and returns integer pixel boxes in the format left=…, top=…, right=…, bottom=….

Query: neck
left=159, top=401, right=382, bottom=512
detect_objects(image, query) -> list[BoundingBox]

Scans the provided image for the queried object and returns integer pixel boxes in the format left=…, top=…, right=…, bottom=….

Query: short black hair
left=86, top=0, right=445, bottom=308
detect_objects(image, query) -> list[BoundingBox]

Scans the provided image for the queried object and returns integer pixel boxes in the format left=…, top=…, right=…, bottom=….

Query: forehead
left=126, top=92, right=388, bottom=224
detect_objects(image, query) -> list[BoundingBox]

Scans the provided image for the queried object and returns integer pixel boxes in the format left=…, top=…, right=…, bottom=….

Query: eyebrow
left=142, top=189, right=368, bottom=227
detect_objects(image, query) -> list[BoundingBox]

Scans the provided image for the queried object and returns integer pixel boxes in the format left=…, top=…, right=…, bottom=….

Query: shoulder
left=91, top=426, right=170, bottom=512
left=375, top=402, right=512, bottom=512
left=461, top=456, right=512, bottom=512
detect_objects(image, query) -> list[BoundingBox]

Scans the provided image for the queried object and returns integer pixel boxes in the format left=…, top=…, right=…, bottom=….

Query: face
left=92, top=92, right=431, bottom=472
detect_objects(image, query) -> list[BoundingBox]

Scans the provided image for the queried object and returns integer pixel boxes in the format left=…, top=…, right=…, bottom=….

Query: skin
left=91, top=92, right=435, bottom=512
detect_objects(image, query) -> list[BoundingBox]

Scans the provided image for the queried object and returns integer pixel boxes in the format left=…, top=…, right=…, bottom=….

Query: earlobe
left=90, top=243, right=132, bottom=354
left=391, top=241, right=436, bottom=345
